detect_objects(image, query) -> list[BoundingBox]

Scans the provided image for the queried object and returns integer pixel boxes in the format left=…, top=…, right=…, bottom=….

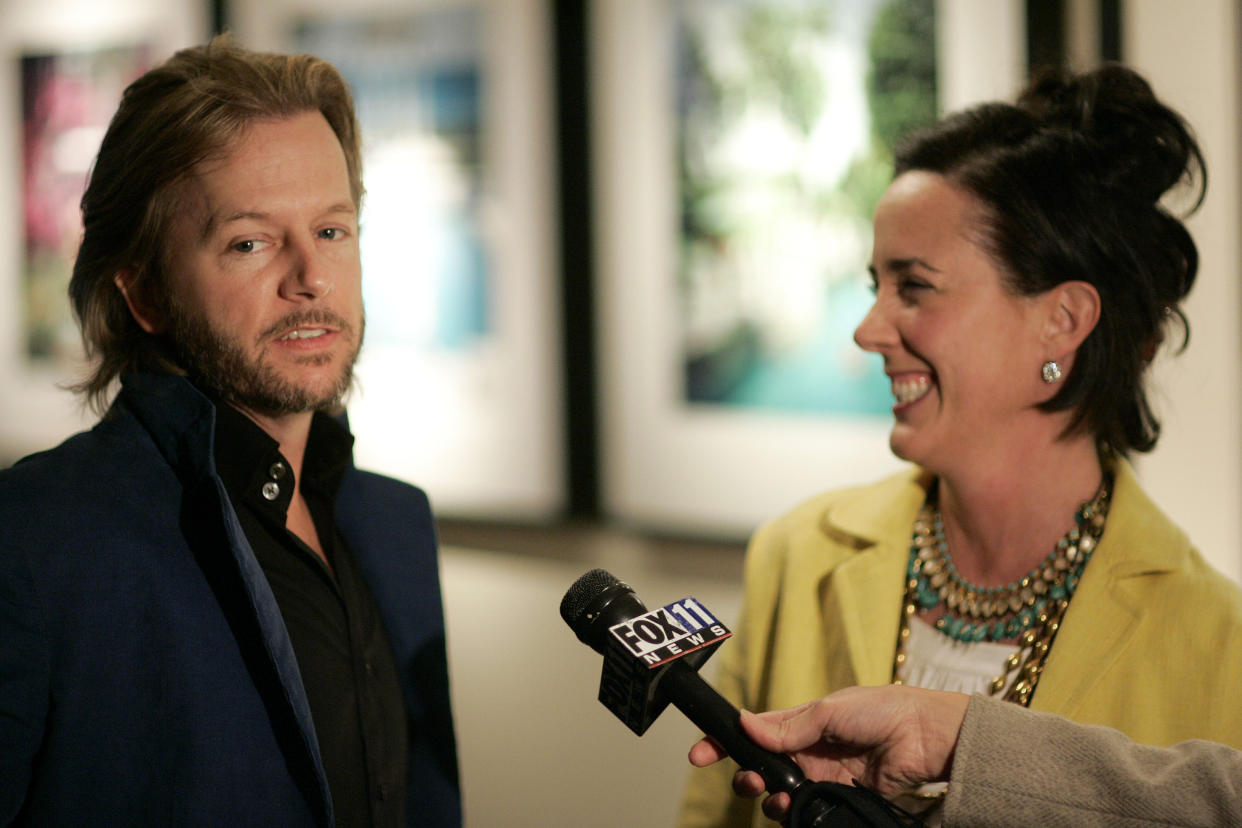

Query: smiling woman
left=678, top=63, right=1242, bottom=828
left=859, top=170, right=1084, bottom=482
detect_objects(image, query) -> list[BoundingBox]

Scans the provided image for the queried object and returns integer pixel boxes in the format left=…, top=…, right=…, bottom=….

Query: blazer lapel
left=827, top=547, right=909, bottom=685
left=1024, top=458, right=1181, bottom=719
left=1031, top=569, right=1141, bottom=717
left=121, top=374, right=333, bottom=826
left=210, top=479, right=332, bottom=815
left=816, top=468, right=931, bottom=687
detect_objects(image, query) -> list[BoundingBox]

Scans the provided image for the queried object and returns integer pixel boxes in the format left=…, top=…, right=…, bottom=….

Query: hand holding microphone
left=690, top=686, right=969, bottom=823
left=560, top=569, right=922, bottom=827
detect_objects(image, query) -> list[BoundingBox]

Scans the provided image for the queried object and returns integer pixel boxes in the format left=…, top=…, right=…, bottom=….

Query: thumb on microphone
left=687, top=685, right=972, bottom=816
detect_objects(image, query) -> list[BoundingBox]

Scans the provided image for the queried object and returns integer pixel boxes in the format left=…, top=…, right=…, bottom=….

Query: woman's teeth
left=893, top=375, right=932, bottom=404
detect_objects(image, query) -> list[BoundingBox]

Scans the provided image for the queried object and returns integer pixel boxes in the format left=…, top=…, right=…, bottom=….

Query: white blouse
left=898, top=616, right=1019, bottom=693
left=892, top=617, right=1027, bottom=824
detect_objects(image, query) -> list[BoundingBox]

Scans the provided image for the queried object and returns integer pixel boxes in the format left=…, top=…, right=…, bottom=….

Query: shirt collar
left=209, top=393, right=355, bottom=514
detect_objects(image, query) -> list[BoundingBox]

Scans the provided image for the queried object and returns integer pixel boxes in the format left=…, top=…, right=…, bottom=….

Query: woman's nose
left=853, top=297, right=895, bottom=353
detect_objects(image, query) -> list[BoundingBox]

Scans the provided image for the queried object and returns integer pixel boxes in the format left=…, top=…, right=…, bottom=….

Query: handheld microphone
left=560, top=568, right=922, bottom=828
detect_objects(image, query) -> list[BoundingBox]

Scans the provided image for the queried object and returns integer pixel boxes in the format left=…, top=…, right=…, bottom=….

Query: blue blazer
left=0, top=373, right=460, bottom=826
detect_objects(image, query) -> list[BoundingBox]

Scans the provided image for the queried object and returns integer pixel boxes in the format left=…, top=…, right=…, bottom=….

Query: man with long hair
left=0, top=36, right=459, bottom=826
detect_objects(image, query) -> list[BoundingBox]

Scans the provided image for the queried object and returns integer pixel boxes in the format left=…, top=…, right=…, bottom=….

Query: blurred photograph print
left=675, top=0, right=935, bottom=416
left=22, top=45, right=150, bottom=364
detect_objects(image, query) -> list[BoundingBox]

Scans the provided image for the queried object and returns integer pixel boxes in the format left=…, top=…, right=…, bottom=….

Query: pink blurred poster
left=22, top=45, right=150, bottom=363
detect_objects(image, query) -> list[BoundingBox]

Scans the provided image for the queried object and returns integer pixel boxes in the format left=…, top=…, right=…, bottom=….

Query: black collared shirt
left=212, top=401, right=408, bottom=827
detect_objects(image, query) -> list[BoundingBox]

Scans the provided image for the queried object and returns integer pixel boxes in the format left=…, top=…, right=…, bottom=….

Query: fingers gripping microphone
left=560, top=569, right=802, bottom=791
left=560, top=569, right=922, bottom=827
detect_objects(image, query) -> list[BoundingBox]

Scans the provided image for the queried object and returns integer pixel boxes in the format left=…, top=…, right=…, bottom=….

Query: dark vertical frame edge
left=553, top=0, right=600, bottom=518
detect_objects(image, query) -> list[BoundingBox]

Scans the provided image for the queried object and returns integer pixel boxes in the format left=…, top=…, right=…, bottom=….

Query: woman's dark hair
left=893, top=64, right=1204, bottom=455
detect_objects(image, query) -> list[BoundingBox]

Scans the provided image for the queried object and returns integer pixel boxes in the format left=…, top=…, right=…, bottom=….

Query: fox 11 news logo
left=597, top=598, right=732, bottom=734
left=608, top=598, right=731, bottom=667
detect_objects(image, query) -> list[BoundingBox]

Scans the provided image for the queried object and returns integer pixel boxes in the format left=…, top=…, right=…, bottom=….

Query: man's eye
left=319, top=227, right=344, bottom=240
left=233, top=240, right=258, bottom=253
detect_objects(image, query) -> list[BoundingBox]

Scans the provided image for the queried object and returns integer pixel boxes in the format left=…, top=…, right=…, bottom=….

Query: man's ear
left=1043, top=280, right=1100, bottom=356
left=114, top=268, right=164, bottom=334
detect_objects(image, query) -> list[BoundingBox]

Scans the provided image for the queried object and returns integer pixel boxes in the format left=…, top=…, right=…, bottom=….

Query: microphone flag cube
left=598, top=597, right=732, bottom=735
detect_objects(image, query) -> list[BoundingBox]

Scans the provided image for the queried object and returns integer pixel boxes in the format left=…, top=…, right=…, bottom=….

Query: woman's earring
left=1041, top=360, right=1063, bottom=384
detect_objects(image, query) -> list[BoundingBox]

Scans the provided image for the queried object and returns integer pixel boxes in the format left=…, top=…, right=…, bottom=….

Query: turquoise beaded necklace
left=906, top=481, right=1111, bottom=644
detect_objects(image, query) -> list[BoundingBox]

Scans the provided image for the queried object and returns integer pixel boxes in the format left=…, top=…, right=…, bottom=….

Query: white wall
left=936, top=0, right=1026, bottom=110
left=1124, top=0, right=1242, bottom=583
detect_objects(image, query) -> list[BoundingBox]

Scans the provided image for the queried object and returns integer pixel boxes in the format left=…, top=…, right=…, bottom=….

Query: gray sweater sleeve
left=943, top=695, right=1242, bottom=827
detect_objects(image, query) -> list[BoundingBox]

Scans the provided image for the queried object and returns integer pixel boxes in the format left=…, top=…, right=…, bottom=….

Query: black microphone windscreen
left=558, top=567, right=621, bottom=627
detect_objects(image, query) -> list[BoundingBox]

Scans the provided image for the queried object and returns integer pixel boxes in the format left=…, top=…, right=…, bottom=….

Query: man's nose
left=280, top=236, right=332, bottom=300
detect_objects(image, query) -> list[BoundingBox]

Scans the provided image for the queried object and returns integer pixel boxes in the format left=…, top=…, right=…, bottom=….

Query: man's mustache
left=257, top=309, right=354, bottom=344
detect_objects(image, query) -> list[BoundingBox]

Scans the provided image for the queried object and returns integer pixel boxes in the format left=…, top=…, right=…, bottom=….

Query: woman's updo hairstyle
left=893, top=64, right=1205, bottom=455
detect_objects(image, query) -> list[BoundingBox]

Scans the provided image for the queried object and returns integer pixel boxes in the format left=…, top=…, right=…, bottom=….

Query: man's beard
left=163, top=296, right=363, bottom=418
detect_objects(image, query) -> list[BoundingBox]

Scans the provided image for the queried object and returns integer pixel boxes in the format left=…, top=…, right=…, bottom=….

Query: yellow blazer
left=678, top=459, right=1242, bottom=828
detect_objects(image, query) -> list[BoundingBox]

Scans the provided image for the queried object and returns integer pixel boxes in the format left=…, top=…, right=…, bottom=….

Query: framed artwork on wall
left=231, top=0, right=564, bottom=520
left=0, top=0, right=208, bottom=466
left=592, top=0, right=1025, bottom=537
left=21, top=46, right=151, bottom=366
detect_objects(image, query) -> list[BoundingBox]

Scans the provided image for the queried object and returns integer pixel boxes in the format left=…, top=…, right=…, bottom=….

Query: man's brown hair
left=69, top=34, right=363, bottom=413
